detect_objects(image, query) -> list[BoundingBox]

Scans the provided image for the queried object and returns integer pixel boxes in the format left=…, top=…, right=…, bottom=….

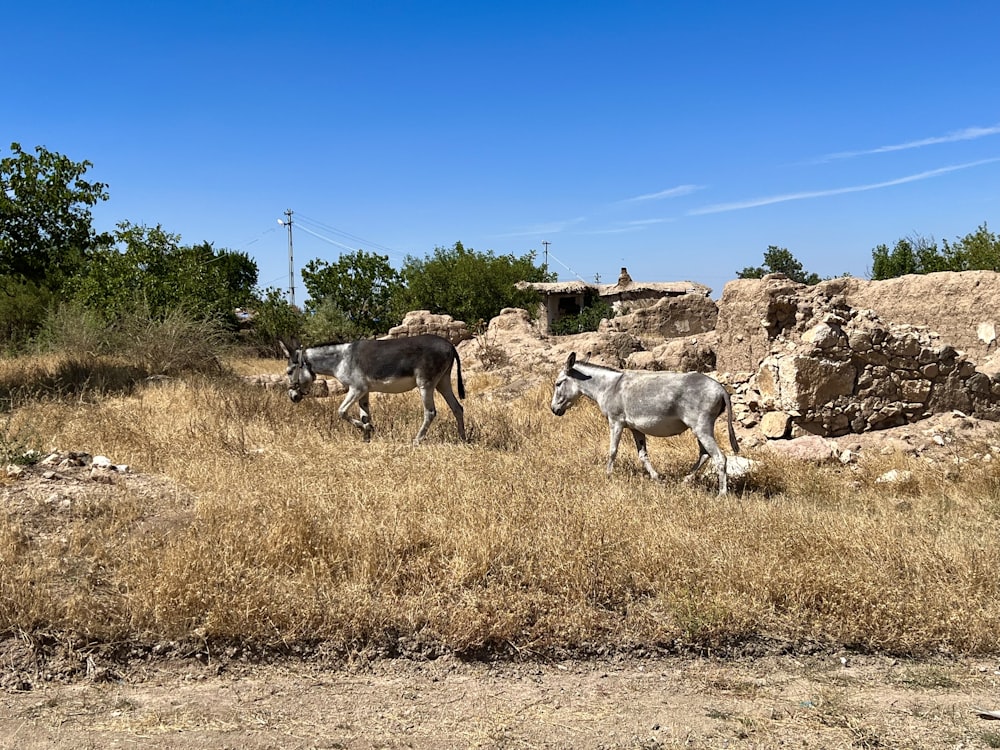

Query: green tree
left=0, top=143, right=110, bottom=290
left=870, top=235, right=939, bottom=279
left=737, top=246, right=820, bottom=285
left=394, top=242, right=553, bottom=325
left=942, top=223, right=1000, bottom=272
left=244, top=287, right=304, bottom=355
left=870, top=225, right=1000, bottom=279
left=71, top=222, right=258, bottom=327
left=300, top=250, right=402, bottom=336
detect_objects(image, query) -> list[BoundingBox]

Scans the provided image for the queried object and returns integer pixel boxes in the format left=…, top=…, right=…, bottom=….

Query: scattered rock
left=762, top=435, right=839, bottom=463
left=876, top=469, right=914, bottom=484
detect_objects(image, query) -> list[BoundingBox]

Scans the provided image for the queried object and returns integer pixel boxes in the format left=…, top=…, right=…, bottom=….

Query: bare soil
left=4, top=651, right=1000, bottom=749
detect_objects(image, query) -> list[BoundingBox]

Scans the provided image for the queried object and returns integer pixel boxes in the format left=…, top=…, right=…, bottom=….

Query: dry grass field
left=4, top=351, right=1000, bottom=747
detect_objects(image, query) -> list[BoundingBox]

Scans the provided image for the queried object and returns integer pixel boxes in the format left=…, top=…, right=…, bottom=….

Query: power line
left=294, top=222, right=362, bottom=253
left=295, top=213, right=404, bottom=259
left=546, top=251, right=588, bottom=283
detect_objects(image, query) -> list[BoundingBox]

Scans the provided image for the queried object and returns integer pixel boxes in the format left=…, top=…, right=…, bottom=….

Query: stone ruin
left=715, top=273, right=1000, bottom=438
left=454, top=270, right=1000, bottom=440
left=385, top=310, right=473, bottom=346
left=249, top=270, right=1000, bottom=442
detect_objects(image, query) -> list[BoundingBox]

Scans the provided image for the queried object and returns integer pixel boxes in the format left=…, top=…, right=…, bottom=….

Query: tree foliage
left=871, top=224, right=1000, bottom=279
left=550, top=298, right=615, bottom=335
left=246, top=288, right=305, bottom=355
left=737, top=246, right=820, bottom=285
left=300, top=250, right=402, bottom=336
left=0, top=143, right=109, bottom=290
left=394, top=242, right=553, bottom=325
left=71, top=222, right=258, bottom=327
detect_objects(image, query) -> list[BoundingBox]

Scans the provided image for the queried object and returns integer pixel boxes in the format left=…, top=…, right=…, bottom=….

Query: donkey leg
left=413, top=386, right=437, bottom=445
left=437, top=380, right=466, bottom=441
left=683, top=442, right=710, bottom=484
left=338, top=388, right=371, bottom=438
left=705, top=437, right=729, bottom=496
left=630, top=429, right=660, bottom=480
left=358, top=394, right=374, bottom=442
left=606, top=419, right=624, bottom=476
left=688, top=429, right=728, bottom=496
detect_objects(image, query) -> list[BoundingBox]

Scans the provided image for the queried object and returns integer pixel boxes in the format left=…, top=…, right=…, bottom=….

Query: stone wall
left=718, top=275, right=1000, bottom=437
left=717, top=272, right=1000, bottom=373
left=837, top=271, right=1000, bottom=365
left=599, top=293, right=718, bottom=347
left=384, top=310, right=472, bottom=346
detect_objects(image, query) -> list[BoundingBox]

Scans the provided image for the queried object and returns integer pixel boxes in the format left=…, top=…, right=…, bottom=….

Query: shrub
left=550, top=300, right=615, bottom=335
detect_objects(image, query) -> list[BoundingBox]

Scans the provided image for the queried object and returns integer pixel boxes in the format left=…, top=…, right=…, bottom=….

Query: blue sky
left=6, top=2, right=1000, bottom=299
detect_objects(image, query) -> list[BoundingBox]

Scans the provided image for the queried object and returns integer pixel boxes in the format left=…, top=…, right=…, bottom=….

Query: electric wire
left=295, top=213, right=404, bottom=259
left=546, top=251, right=589, bottom=283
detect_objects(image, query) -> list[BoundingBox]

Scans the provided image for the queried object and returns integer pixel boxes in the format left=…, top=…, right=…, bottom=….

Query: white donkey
left=280, top=335, right=465, bottom=445
left=550, top=352, right=739, bottom=495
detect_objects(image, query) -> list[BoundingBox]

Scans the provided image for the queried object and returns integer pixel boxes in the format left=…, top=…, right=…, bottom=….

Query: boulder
left=762, top=435, right=839, bottom=463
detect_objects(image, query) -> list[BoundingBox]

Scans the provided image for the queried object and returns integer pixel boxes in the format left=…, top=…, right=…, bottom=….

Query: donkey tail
left=454, top=347, right=466, bottom=400
left=723, top=387, right=739, bottom=454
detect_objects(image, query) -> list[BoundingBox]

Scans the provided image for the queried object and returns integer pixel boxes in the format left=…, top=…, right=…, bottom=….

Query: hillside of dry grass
left=3, top=353, right=1000, bottom=670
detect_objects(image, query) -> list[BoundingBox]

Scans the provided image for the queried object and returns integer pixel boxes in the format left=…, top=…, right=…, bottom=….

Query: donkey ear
left=564, top=352, right=577, bottom=370
left=278, top=338, right=292, bottom=359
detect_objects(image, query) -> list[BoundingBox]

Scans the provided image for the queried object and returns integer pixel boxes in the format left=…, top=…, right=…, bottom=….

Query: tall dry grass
left=3, top=354, right=1000, bottom=658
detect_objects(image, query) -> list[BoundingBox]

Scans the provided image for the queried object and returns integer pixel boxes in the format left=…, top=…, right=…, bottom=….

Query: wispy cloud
left=688, top=158, right=1000, bottom=216
left=814, top=123, right=1000, bottom=163
left=619, top=184, right=704, bottom=203
left=496, top=217, right=587, bottom=238
left=580, top=218, right=676, bottom=235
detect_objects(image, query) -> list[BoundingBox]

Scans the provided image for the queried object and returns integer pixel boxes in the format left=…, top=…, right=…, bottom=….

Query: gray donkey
left=280, top=335, right=465, bottom=444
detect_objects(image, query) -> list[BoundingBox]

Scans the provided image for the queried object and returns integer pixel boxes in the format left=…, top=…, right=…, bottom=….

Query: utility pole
left=282, top=209, right=295, bottom=307
left=541, top=240, right=550, bottom=274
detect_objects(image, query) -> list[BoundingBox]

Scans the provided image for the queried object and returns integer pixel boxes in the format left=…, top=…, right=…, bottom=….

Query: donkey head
left=279, top=338, right=315, bottom=403
left=550, top=351, right=589, bottom=416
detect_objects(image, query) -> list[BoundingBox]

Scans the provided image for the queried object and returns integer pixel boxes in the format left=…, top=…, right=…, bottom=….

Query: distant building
left=517, top=267, right=711, bottom=333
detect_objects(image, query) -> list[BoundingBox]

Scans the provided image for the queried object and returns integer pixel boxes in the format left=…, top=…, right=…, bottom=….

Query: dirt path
left=4, top=653, right=1000, bottom=749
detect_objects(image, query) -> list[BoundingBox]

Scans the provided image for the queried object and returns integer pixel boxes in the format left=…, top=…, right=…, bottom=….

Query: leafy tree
left=0, top=279, right=53, bottom=352
left=737, top=246, right=820, bottom=285
left=871, top=235, right=940, bottom=279
left=0, top=143, right=109, bottom=290
left=300, top=250, right=402, bottom=336
left=870, top=224, right=1000, bottom=279
left=71, top=222, right=258, bottom=327
left=394, top=242, right=554, bottom=325
left=942, top=223, right=1000, bottom=272
left=246, top=287, right=304, bottom=355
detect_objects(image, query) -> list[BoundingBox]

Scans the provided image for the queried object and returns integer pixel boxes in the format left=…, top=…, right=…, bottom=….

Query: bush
left=243, top=288, right=304, bottom=357
left=116, top=305, right=228, bottom=376
left=550, top=301, right=615, bottom=335
left=34, top=300, right=229, bottom=377
left=0, top=279, right=53, bottom=353
left=302, top=298, right=367, bottom=344
left=34, top=300, right=109, bottom=358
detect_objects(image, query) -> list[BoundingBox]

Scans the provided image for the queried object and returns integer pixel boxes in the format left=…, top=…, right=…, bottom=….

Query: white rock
left=875, top=469, right=913, bottom=484
left=726, top=456, right=758, bottom=478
